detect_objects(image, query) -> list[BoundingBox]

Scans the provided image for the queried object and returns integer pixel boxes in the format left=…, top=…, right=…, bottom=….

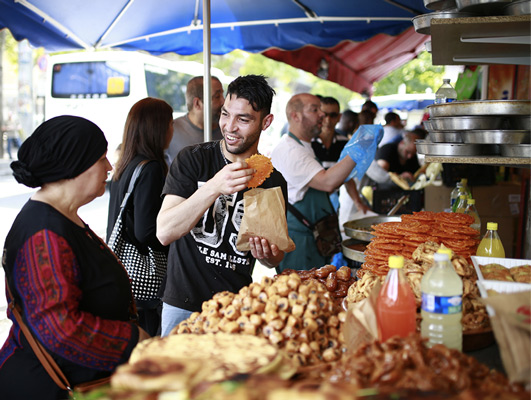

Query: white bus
left=45, top=51, right=230, bottom=160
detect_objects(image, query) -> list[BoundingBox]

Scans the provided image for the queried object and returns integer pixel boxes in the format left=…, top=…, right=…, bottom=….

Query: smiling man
left=156, top=75, right=287, bottom=336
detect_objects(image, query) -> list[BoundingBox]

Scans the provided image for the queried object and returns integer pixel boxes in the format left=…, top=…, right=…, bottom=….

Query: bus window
left=144, top=64, right=188, bottom=113
left=52, top=61, right=131, bottom=98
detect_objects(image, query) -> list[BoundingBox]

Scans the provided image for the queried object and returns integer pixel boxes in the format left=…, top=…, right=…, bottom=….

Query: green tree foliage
left=373, top=51, right=445, bottom=96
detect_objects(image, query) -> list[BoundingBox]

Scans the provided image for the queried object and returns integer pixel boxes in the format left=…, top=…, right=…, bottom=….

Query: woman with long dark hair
left=107, top=97, right=173, bottom=336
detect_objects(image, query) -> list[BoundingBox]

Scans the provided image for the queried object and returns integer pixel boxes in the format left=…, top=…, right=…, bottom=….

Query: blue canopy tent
left=0, top=0, right=429, bottom=138
left=1, top=0, right=428, bottom=54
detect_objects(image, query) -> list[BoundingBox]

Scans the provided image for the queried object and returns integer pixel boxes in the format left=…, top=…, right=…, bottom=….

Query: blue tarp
left=0, top=0, right=428, bottom=55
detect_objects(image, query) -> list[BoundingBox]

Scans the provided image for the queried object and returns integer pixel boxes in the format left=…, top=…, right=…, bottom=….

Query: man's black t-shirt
left=161, top=141, right=287, bottom=312
left=375, top=141, right=420, bottom=175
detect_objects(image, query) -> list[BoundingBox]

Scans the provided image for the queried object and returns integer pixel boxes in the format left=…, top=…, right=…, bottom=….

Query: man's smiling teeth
left=226, top=134, right=238, bottom=141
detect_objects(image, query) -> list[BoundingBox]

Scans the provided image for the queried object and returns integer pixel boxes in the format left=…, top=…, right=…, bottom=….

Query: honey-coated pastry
left=245, top=154, right=274, bottom=188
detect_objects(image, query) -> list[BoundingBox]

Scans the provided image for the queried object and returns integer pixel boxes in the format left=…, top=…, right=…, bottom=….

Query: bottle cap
left=467, top=198, right=475, bottom=205
left=388, top=255, right=404, bottom=269
left=487, top=222, right=498, bottom=231
left=434, top=248, right=452, bottom=262
left=461, top=178, right=467, bottom=185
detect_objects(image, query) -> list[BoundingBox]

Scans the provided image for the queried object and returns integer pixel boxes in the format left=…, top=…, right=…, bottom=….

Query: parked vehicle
left=45, top=51, right=229, bottom=161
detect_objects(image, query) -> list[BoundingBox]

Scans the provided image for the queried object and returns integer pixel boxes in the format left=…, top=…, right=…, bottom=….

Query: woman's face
left=72, top=152, right=112, bottom=202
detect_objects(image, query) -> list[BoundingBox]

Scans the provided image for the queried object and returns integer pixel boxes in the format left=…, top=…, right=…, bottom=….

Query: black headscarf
left=11, top=116, right=108, bottom=188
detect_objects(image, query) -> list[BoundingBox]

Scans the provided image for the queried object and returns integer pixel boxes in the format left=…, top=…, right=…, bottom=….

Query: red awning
left=263, top=27, right=429, bottom=94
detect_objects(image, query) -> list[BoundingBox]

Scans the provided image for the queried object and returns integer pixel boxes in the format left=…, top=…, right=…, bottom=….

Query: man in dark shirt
left=375, top=130, right=426, bottom=182
left=311, top=97, right=368, bottom=214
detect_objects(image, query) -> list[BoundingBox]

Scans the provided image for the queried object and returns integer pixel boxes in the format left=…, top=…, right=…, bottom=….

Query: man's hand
left=211, top=161, right=255, bottom=195
left=249, top=237, right=284, bottom=268
left=400, top=171, right=415, bottom=182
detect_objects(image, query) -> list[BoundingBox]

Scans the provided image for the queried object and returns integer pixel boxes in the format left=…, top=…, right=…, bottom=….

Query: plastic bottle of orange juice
left=476, top=222, right=505, bottom=258
left=376, top=255, right=417, bottom=342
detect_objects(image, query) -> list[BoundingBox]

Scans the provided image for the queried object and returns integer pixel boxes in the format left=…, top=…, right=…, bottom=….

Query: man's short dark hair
left=320, top=96, right=340, bottom=108
left=227, top=75, right=275, bottom=116
left=361, top=100, right=378, bottom=113
left=385, top=112, right=400, bottom=125
left=411, top=127, right=428, bottom=140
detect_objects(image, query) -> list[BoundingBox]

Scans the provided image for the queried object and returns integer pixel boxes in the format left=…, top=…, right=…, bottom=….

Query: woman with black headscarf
left=0, top=116, right=150, bottom=400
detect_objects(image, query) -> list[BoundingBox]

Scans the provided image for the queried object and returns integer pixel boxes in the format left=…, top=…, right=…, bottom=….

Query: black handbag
left=107, top=161, right=167, bottom=301
left=287, top=203, right=342, bottom=257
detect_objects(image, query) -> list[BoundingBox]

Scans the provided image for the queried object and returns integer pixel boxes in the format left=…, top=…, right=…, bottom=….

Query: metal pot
left=343, top=216, right=401, bottom=241
left=427, top=100, right=531, bottom=118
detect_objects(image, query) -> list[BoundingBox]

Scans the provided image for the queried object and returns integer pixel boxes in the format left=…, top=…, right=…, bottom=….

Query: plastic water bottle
left=465, top=198, right=481, bottom=235
left=454, top=194, right=468, bottom=214
left=376, top=255, right=417, bottom=342
left=421, top=248, right=463, bottom=351
left=451, top=179, right=471, bottom=212
left=476, top=222, right=505, bottom=258
left=435, top=79, right=457, bottom=104
left=450, top=181, right=463, bottom=210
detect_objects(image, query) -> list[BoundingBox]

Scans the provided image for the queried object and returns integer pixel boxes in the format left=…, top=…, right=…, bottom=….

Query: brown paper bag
left=236, top=187, right=295, bottom=253
left=482, top=291, right=531, bottom=384
left=344, top=280, right=381, bottom=353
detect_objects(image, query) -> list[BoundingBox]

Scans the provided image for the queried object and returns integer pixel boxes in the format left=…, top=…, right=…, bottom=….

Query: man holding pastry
left=156, top=75, right=287, bottom=336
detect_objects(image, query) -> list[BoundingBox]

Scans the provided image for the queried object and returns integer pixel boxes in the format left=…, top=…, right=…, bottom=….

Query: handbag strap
left=119, top=160, right=149, bottom=211
left=287, top=203, right=315, bottom=230
left=5, top=279, right=73, bottom=392
left=110, top=160, right=150, bottom=237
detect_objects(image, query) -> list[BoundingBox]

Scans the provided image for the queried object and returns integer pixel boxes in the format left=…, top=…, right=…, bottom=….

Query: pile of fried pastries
left=106, top=333, right=528, bottom=400
left=347, top=241, right=489, bottom=332
left=322, top=333, right=528, bottom=400
left=278, top=265, right=356, bottom=307
left=361, top=211, right=479, bottom=278
left=172, top=273, right=347, bottom=367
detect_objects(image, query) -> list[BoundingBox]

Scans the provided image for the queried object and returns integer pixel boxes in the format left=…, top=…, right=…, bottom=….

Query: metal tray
left=506, top=116, right=531, bottom=130
left=429, top=116, right=504, bottom=131
left=429, top=130, right=463, bottom=143
left=427, top=100, right=531, bottom=118
left=343, top=216, right=401, bottom=241
left=504, top=0, right=531, bottom=15
left=456, top=0, right=512, bottom=13
left=412, top=10, right=472, bottom=34
left=461, top=130, right=530, bottom=144
left=424, top=0, right=457, bottom=10
left=342, top=239, right=367, bottom=263
left=500, top=144, right=531, bottom=157
left=416, top=140, right=499, bottom=156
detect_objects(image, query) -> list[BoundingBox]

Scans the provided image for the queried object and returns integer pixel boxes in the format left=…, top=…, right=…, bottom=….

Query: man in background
left=336, top=109, right=358, bottom=138
left=376, top=129, right=427, bottom=182
left=380, top=111, right=405, bottom=147
left=311, top=96, right=368, bottom=215
left=271, top=93, right=358, bottom=271
left=165, top=76, right=225, bottom=164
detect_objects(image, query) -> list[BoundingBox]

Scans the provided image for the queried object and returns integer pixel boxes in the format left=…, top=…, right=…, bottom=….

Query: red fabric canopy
left=263, top=27, right=429, bottom=95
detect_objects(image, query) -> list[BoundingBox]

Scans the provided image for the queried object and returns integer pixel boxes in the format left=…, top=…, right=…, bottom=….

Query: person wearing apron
left=271, top=94, right=357, bottom=272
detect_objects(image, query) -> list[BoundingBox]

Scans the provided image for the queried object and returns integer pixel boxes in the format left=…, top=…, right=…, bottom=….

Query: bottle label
left=421, top=293, right=462, bottom=314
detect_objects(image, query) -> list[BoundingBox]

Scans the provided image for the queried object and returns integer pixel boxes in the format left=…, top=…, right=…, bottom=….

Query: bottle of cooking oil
left=476, top=222, right=505, bottom=258
left=420, top=248, right=463, bottom=351
left=464, top=198, right=481, bottom=235
left=454, top=194, right=468, bottom=213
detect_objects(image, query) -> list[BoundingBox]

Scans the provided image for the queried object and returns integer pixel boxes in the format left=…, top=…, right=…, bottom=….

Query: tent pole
left=203, top=0, right=212, bottom=142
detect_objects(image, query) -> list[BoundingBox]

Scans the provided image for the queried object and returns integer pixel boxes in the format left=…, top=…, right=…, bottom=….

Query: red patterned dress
left=0, top=200, right=139, bottom=399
